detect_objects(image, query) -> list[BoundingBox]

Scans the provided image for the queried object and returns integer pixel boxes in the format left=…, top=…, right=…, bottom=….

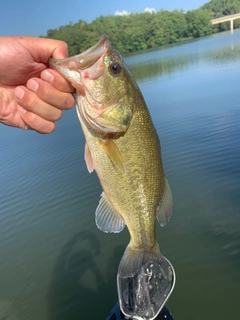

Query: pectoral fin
left=99, top=139, right=124, bottom=174
left=95, top=192, right=125, bottom=233
left=156, top=177, right=173, bottom=227
left=84, top=143, right=95, bottom=173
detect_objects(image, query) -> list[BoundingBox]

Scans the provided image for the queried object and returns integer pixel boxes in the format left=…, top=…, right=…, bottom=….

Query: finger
left=17, top=108, right=56, bottom=134
left=41, top=69, right=75, bottom=93
left=14, top=85, right=62, bottom=121
left=27, top=77, right=75, bottom=111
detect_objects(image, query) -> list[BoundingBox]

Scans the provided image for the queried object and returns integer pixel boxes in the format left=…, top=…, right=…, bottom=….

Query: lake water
left=0, top=30, right=240, bottom=320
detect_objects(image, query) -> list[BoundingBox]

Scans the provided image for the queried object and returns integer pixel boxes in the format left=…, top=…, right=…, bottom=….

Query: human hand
left=0, top=36, right=75, bottom=133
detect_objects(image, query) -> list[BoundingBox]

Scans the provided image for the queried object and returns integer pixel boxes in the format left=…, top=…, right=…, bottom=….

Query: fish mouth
left=48, top=34, right=110, bottom=90
left=49, top=35, right=130, bottom=136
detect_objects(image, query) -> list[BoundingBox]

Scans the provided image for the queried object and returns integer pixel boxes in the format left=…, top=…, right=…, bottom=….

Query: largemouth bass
left=49, top=35, right=175, bottom=320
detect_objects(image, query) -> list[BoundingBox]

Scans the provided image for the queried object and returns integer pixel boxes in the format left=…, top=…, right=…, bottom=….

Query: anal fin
left=95, top=192, right=125, bottom=233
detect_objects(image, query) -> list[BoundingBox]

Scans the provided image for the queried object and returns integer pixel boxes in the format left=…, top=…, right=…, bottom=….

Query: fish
left=49, top=35, right=175, bottom=320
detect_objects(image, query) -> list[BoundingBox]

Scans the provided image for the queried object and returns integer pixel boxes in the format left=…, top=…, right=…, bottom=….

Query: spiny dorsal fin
left=95, top=192, right=125, bottom=233
left=84, top=143, right=95, bottom=173
left=98, top=139, right=124, bottom=174
left=156, top=177, right=173, bottom=227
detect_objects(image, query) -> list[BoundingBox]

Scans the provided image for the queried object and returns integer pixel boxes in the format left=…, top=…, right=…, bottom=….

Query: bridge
left=211, top=13, right=240, bottom=31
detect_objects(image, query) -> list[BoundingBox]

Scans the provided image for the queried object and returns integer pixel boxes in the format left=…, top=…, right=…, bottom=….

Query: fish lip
left=48, top=34, right=109, bottom=96
left=48, top=34, right=109, bottom=72
left=49, top=35, right=128, bottom=135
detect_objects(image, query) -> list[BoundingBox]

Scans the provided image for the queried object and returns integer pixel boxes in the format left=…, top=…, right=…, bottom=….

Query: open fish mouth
left=48, top=34, right=110, bottom=88
left=49, top=34, right=132, bottom=136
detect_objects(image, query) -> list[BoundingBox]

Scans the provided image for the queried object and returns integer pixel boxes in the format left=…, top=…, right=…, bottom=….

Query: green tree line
left=202, top=0, right=240, bottom=31
left=44, top=0, right=240, bottom=55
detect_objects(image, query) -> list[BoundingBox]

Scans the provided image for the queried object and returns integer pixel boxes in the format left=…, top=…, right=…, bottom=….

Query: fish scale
left=49, top=34, right=175, bottom=320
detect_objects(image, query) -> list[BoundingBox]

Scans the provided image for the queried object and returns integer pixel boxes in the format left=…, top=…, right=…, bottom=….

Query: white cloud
left=144, top=7, right=156, bottom=13
left=115, top=10, right=131, bottom=16
left=115, top=8, right=156, bottom=16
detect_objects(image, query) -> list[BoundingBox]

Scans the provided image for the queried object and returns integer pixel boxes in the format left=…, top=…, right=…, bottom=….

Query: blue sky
left=1, top=0, right=208, bottom=37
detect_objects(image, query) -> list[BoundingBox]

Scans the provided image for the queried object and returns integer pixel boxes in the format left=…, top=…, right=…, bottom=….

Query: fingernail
left=41, top=70, right=54, bottom=83
left=27, top=79, right=39, bottom=92
left=14, top=87, right=25, bottom=100
left=18, top=105, right=27, bottom=114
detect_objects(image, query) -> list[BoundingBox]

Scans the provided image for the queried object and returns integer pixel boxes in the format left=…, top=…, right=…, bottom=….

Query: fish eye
left=109, top=62, right=122, bottom=75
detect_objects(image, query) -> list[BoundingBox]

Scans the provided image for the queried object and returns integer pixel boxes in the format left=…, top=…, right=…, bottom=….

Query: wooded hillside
left=43, top=0, right=240, bottom=55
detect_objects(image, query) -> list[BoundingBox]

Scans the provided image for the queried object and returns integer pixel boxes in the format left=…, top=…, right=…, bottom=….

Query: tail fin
left=117, top=244, right=175, bottom=320
left=118, top=243, right=161, bottom=278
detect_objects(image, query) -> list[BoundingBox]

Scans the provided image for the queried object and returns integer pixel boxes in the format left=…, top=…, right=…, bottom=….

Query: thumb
left=19, top=36, right=69, bottom=62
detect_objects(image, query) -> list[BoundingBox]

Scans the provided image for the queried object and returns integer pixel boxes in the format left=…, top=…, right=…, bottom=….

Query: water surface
left=0, top=30, right=240, bottom=319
